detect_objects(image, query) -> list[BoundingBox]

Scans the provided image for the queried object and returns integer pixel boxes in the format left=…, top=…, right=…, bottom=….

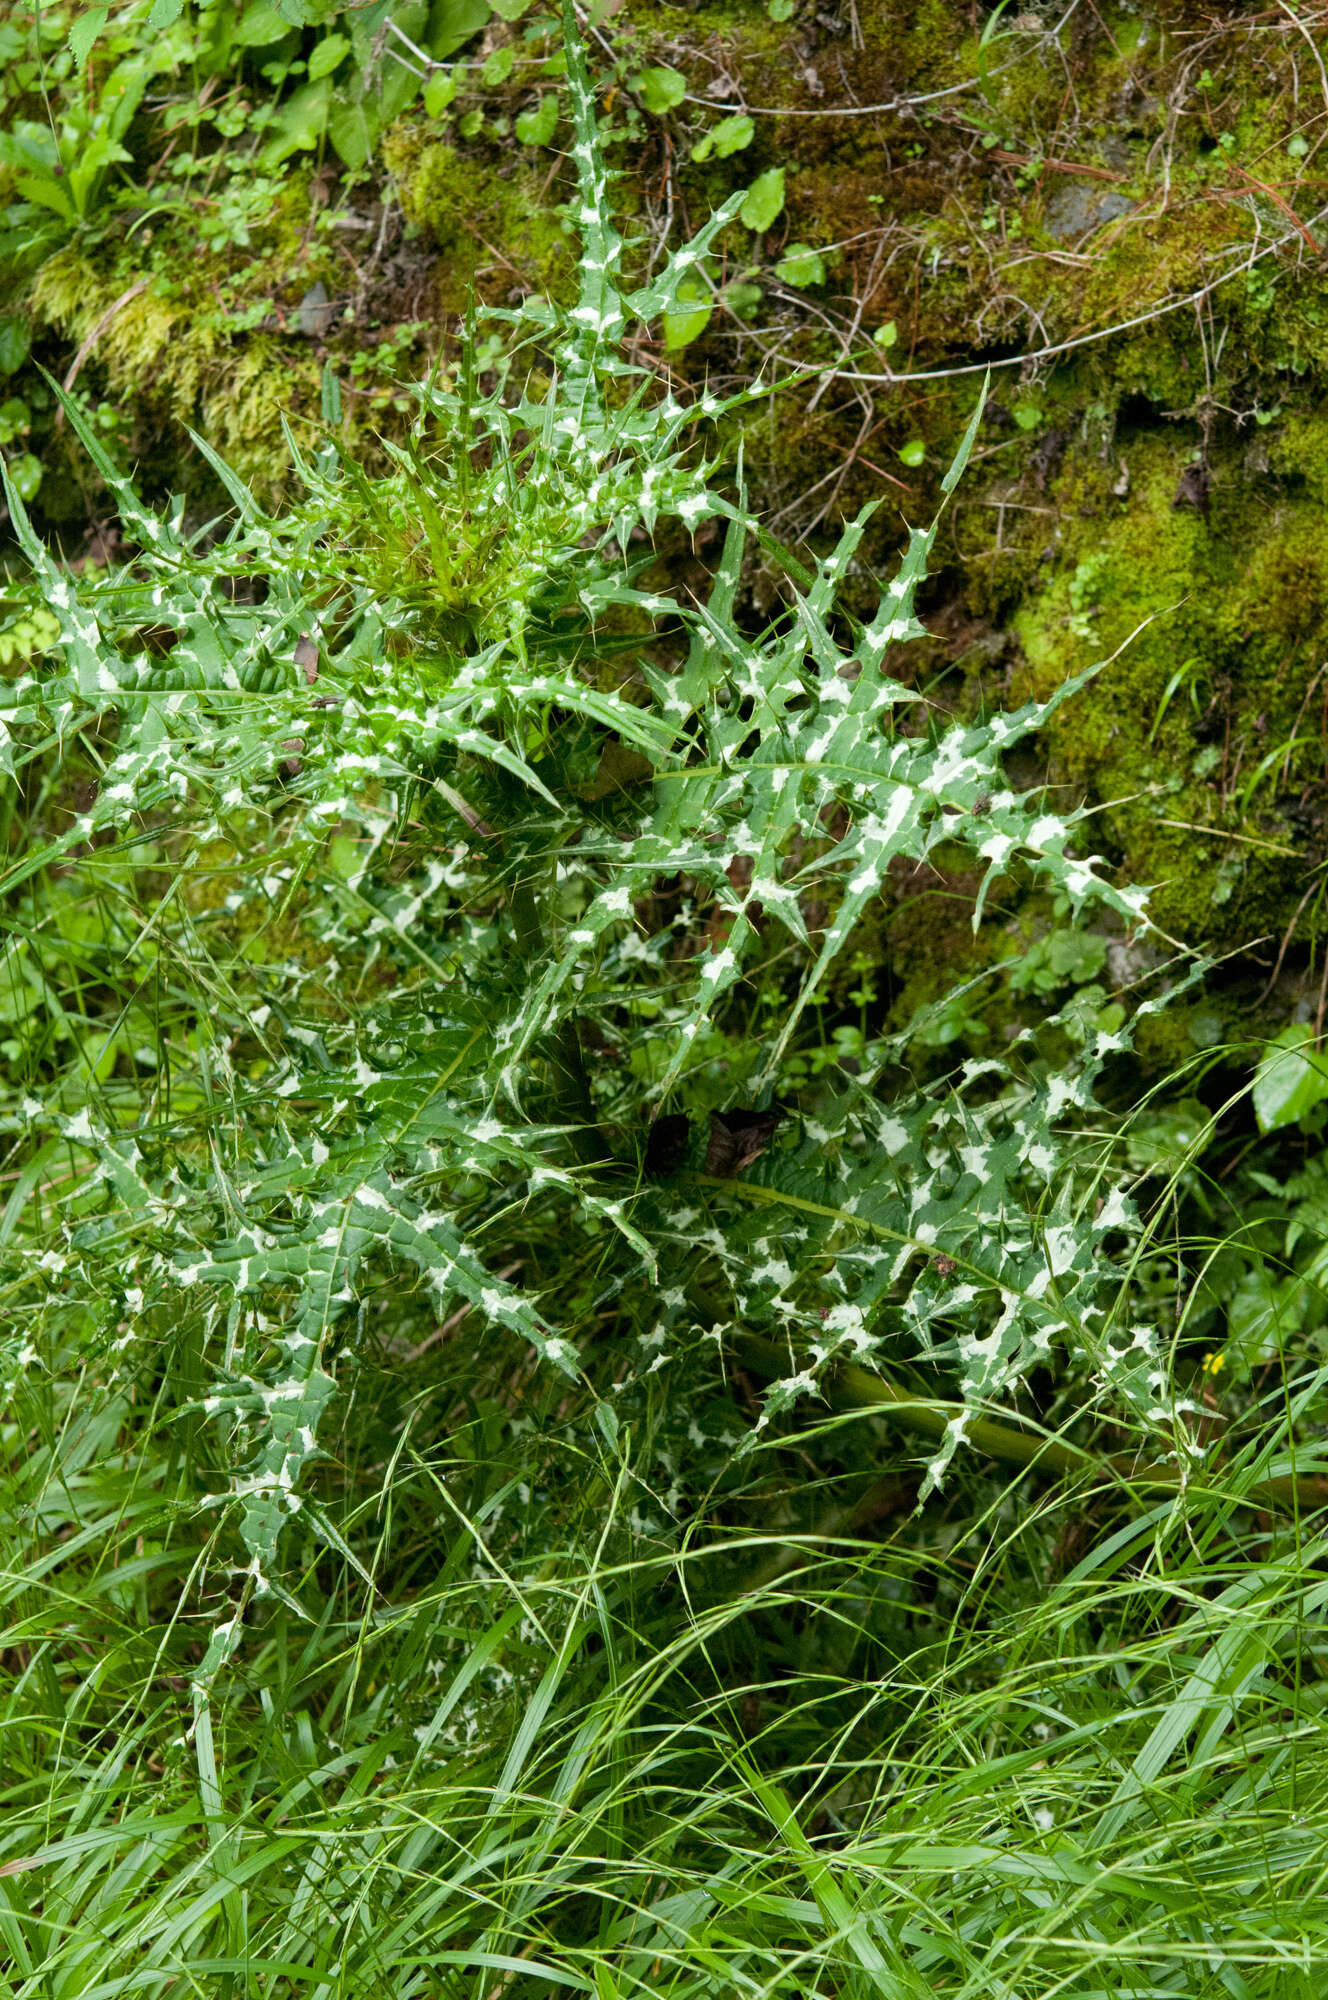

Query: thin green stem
left=732, top=1333, right=1328, bottom=1515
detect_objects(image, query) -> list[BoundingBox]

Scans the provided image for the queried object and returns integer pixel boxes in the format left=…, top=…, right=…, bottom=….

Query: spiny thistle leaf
left=0, top=4, right=1182, bottom=1656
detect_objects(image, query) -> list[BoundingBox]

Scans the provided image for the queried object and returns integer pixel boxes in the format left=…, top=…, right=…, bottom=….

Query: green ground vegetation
left=4, top=4, right=1328, bottom=1995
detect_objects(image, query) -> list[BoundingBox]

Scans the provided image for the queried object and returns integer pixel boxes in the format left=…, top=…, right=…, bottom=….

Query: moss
left=28, top=251, right=330, bottom=507
left=1011, top=410, right=1328, bottom=951
left=383, top=131, right=576, bottom=310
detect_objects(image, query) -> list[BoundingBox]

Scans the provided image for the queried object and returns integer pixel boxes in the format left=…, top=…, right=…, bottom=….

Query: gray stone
left=1043, top=182, right=1134, bottom=244
left=296, top=281, right=336, bottom=339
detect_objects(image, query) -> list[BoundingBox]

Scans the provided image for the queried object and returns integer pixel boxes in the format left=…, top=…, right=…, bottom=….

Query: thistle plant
left=0, top=0, right=1171, bottom=1703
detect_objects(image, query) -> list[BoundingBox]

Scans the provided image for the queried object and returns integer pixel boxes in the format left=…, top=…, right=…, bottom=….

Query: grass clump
left=1, top=6, right=1326, bottom=1995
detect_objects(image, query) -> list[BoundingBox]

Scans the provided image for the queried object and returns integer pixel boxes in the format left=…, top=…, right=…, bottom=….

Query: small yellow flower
left=1201, top=1351, right=1226, bottom=1377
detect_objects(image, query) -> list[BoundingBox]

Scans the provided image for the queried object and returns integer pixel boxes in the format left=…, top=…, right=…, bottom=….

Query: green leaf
left=1253, top=1025, right=1328, bottom=1133
left=722, top=279, right=763, bottom=319
left=308, top=31, right=350, bottom=79
left=663, top=280, right=711, bottom=350
left=3, top=452, right=41, bottom=501
left=898, top=437, right=926, bottom=466
left=482, top=42, right=516, bottom=84
left=768, top=0, right=795, bottom=18
left=68, top=4, right=111, bottom=69
left=328, top=93, right=377, bottom=169
left=708, top=112, right=754, bottom=158
left=490, top=0, right=534, bottom=17
left=260, top=76, right=333, bottom=167
left=0, top=398, right=29, bottom=445
left=234, top=2, right=290, bottom=46
left=0, top=317, right=31, bottom=376
left=515, top=94, right=558, bottom=144
left=428, top=0, right=491, bottom=60
left=1013, top=402, right=1042, bottom=430
left=873, top=320, right=897, bottom=347
left=14, top=173, right=75, bottom=223
left=635, top=66, right=687, bottom=115
left=740, top=167, right=785, bottom=233
left=424, top=71, right=458, bottom=116
left=147, top=0, right=186, bottom=27
left=774, top=241, right=824, bottom=288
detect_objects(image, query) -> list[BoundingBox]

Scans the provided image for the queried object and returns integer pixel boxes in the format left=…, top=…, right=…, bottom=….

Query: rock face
left=1042, top=183, right=1135, bottom=243
left=6, top=1, right=1326, bottom=1048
